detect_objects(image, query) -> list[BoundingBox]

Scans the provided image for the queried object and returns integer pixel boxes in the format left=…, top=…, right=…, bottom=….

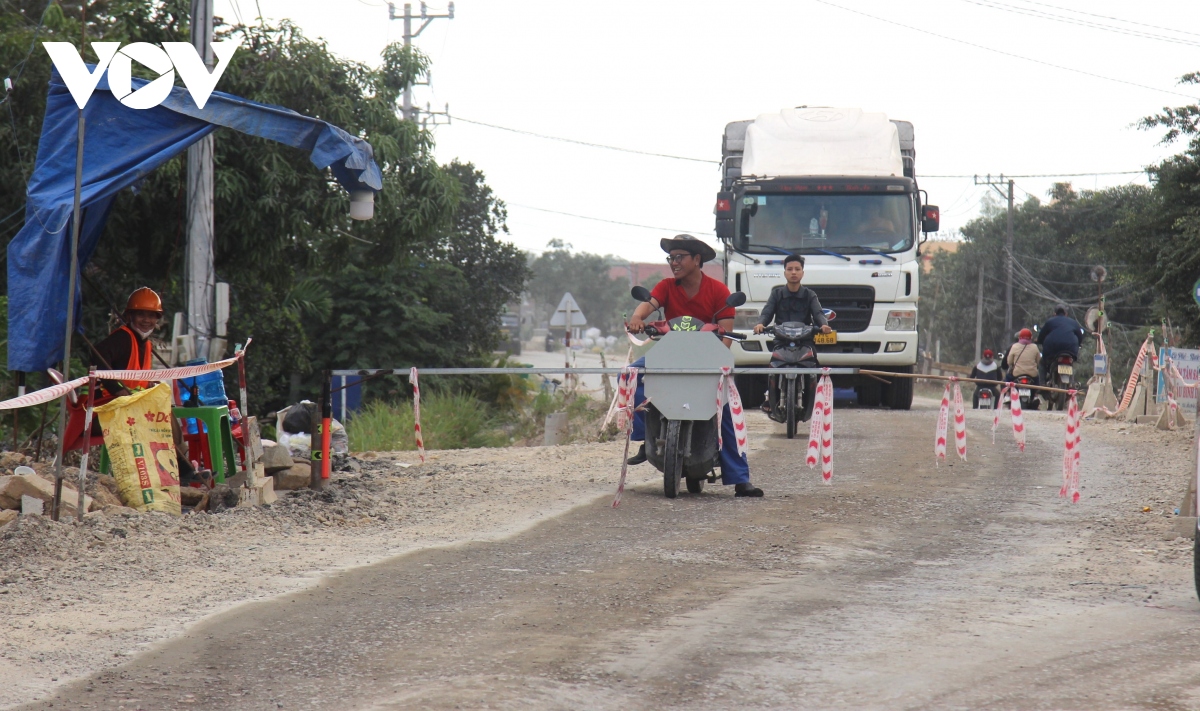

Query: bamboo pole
left=858, top=369, right=1075, bottom=395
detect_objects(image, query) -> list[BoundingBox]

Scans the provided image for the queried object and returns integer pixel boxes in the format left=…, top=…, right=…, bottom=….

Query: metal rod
left=52, top=108, right=86, bottom=522
left=330, top=367, right=863, bottom=377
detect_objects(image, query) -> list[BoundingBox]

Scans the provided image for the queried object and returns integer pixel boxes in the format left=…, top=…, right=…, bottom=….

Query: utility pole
left=974, top=174, right=1015, bottom=334
left=974, top=267, right=984, bottom=361
left=186, top=0, right=215, bottom=360
left=388, top=1, right=454, bottom=123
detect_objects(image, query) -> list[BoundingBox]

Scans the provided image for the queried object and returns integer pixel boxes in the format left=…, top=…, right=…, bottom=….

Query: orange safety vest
left=118, top=325, right=153, bottom=391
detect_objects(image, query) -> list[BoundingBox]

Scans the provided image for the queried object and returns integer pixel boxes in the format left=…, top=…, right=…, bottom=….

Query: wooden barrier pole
left=75, top=370, right=97, bottom=522
left=858, top=369, right=1075, bottom=395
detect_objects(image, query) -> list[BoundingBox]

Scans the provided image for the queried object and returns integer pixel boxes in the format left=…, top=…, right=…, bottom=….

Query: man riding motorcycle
left=625, top=234, right=762, bottom=497
left=969, top=348, right=1002, bottom=408
left=752, top=254, right=831, bottom=415
left=1037, top=304, right=1086, bottom=385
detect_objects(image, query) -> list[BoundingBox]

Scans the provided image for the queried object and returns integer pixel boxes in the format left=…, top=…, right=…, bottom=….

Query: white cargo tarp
left=741, top=107, right=903, bottom=178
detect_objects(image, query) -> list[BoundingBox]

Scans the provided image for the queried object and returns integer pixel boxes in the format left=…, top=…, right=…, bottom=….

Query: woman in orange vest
left=92, top=287, right=162, bottom=398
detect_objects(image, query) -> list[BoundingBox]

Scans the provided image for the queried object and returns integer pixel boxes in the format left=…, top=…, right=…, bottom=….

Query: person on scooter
left=626, top=234, right=762, bottom=497
left=969, top=348, right=1002, bottom=408
left=1004, top=328, right=1041, bottom=383
left=752, top=254, right=831, bottom=413
left=1037, top=304, right=1085, bottom=384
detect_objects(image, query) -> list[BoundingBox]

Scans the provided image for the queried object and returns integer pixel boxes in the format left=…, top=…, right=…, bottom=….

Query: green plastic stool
left=173, top=406, right=237, bottom=483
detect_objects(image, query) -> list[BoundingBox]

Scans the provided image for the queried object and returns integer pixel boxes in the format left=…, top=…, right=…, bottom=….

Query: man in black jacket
left=753, top=254, right=831, bottom=415
left=753, top=254, right=832, bottom=335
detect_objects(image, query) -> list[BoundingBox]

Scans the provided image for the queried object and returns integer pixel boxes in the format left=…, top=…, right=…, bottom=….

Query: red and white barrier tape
left=715, top=366, right=748, bottom=458
left=0, top=352, right=246, bottom=412
left=806, top=370, right=834, bottom=482
left=410, top=367, right=425, bottom=463
left=990, top=383, right=1025, bottom=451
left=953, top=380, right=967, bottom=460
left=612, top=366, right=649, bottom=509
left=936, top=382, right=950, bottom=463
left=936, top=379, right=967, bottom=464
left=1060, top=390, right=1082, bottom=503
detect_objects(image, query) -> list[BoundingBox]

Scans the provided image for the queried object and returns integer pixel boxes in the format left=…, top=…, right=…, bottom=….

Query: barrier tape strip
left=953, top=379, right=967, bottom=461
left=410, top=367, right=425, bottom=463
left=1060, top=390, right=1082, bottom=503
left=0, top=353, right=245, bottom=412
left=806, top=370, right=834, bottom=482
left=715, top=366, right=748, bottom=458
left=1010, top=382, right=1026, bottom=452
left=935, top=382, right=950, bottom=464
left=612, top=366, right=649, bottom=509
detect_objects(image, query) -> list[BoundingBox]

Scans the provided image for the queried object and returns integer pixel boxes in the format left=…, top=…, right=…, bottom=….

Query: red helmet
left=126, top=287, right=163, bottom=314
left=1018, top=328, right=1032, bottom=340
left=983, top=349, right=994, bottom=358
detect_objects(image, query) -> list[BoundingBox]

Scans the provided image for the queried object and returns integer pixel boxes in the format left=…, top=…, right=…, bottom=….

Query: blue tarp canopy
left=7, top=68, right=383, bottom=373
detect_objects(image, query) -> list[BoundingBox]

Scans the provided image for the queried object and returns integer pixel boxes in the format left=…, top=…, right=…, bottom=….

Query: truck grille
left=810, top=286, right=874, bottom=333
left=816, top=341, right=880, bottom=355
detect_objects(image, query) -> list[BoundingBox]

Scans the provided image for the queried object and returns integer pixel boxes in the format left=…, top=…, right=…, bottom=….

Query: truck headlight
left=885, top=310, right=916, bottom=331
left=733, top=308, right=760, bottom=330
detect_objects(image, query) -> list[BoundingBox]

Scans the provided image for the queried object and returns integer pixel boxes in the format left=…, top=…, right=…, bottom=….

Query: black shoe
left=627, top=444, right=647, bottom=466
left=734, top=482, right=763, bottom=497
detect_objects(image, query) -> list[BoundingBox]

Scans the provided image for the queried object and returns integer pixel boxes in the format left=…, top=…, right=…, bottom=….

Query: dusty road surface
left=15, top=399, right=1200, bottom=710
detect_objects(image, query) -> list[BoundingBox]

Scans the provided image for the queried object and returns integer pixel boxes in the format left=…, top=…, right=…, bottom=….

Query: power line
left=811, top=0, right=1200, bottom=101
left=959, top=0, right=1200, bottom=47
left=1014, top=0, right=1200, bottom=39
left=451, top=116, right=718, bottom=164
left=924, top=170, right=1146, bottom=179
left=507, top=203, right=710, bottom=234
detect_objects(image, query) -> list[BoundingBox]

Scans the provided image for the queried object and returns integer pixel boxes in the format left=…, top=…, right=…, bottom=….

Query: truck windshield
left=736, top=193, right=914, bottom=254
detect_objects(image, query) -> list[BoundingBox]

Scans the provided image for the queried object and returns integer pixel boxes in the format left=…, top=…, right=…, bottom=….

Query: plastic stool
left=172, top=406, right=237, bottom=483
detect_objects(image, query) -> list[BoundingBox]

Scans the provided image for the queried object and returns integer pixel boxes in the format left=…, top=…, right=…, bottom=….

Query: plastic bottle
left=228, top=399, right=242, bottom=426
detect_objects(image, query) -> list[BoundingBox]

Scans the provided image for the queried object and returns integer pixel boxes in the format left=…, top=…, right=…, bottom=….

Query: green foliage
left=528, top=240, right=632, bottom=335
left=1, top=3, right=527, bottom=416
left=346, top=395, right=506, bottom=452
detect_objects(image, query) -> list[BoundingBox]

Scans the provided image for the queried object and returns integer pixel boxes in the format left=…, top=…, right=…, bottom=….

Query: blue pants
left=629, top=357, right=751, bottom=485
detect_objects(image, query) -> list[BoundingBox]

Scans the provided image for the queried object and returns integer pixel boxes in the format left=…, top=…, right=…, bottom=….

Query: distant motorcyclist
left=1037, top=304, right=1085, bottom=383
left=1004, top=329, right=1041, bottom=383
left=625, top=234, right=762, bottom=497
left=969, top=348, right=1002, bottom=408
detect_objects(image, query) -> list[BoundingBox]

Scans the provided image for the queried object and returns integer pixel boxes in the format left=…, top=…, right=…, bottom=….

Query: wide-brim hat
left=660, top=234, right=717, bottom=264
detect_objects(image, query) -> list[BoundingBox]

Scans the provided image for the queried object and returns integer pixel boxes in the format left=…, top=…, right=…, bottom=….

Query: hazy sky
left=215, top=0, right=1200, bottom=262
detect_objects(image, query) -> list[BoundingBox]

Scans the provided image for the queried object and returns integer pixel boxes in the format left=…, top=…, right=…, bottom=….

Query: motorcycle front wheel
left=663, top=419, right=683, bottom=499
left=786, top=377, right=798, bottom=439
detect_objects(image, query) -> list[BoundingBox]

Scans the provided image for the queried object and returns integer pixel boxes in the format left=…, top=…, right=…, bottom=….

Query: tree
left=0, top=3, right=527, bottom=411
left=528, top=241, right=632, bottom=336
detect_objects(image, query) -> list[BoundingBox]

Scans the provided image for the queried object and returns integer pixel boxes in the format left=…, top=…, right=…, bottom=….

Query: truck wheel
left=735, top=374, right=766, bottom=409
left=886, top=366, right=914, bottom=410
left=857, top=381, right=882, bottom=407
left=663, top=420, right=683, bottom=499
left=1194, top=528, right=1200, bottom=602
left=785, top=377, right=798, bottom=439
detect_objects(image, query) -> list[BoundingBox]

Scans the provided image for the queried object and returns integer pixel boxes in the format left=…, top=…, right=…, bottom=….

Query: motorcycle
left=762, top=322, right=820, bottom=439
left=629, top=286, right=747, bottom=498
left=1014, top=374, right=1040, bottom=411
left=1048, top=354, right=1075, bottom=411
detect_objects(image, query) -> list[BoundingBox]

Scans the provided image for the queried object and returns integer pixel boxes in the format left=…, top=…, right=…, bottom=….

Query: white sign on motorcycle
left=1157, top=347, right=1199, bottom=415
left=549, top=293, right=587, bottom=327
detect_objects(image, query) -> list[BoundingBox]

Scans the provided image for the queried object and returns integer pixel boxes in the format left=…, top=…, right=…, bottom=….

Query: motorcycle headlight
left=885, top=310, right=917, bottom=331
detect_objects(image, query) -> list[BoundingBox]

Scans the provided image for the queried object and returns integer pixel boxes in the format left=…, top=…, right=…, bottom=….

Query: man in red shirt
left=626, top=235, right=761, bottom=497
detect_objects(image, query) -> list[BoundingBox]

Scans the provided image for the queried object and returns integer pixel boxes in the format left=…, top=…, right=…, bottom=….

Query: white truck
left=714, top=107, right=940, bottom=410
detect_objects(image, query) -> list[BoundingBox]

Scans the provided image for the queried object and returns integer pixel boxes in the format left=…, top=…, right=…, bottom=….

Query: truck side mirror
left=714, top=191, right=735, bottom=241
left=922, top=205, right=940, bottom=233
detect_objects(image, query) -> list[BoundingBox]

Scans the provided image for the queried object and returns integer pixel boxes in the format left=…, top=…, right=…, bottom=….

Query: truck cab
left=714, top=108, right=938, bottom=409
